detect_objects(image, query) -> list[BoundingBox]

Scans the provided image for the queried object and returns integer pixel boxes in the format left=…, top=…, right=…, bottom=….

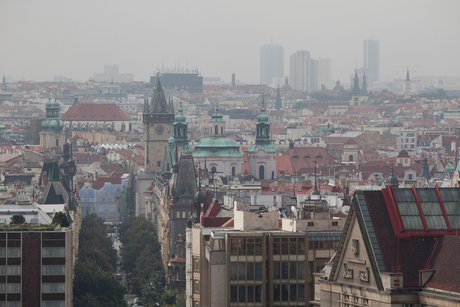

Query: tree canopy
left=10, top=215, right=25, bottom=225
left=52, top=211, right=70, bottom=227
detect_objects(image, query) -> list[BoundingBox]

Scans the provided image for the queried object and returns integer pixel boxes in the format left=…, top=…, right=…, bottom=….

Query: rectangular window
left=43, top=247, right=65, bottom=257
left=239, top=285, right=246, bottom=302
left=298, top=284, right=305, bottom=301
left=247, top=262, right=254, bottom=280
left=281, top=284, right=288, bottom=301
left=247, top=285, right=254, bottom=303
left=7, top=248, right=20, bottom=258
left=273, top=262, right=280, bottom=279
left=43, top=266, right=65, bottom=275
left=194, top=259, right=199, bottom=273
left=7, top=283, right=20, bottom=293
left=7, top=303, right=19, bottom=307
left=255, top=263, right=262, bottom=280
left=230, top=285, right=237, bottom=303
left=194, top=280, right=199, bottom=294
left=290, top=262, right=297, bottom=279
left=273, top=284, right=280, bottom=301
left=42, top=283, right=64, bottom=293
left=255, top=285, right=262, bottom=303
left=182, top=211, right=186, bottom=219
left=290, top=284, right=297, bottom=302
left=0, top=248, right=5, bottom=257
left=176, top=211, right=180, bottom=219
left=238, top=262, right=246, bottom=280
left=281, top=262, right=289, bottom=279
left=0, top=266, right=5, bottom=275
left=308, top=222, right=314, bottom=226
left=273, top=242, right=280, bottom=254
left=332, top=221, right=338, bottom=226
left=43, top=303, right=65, bottom=307
left=0, top=284, right=4, bottom=293
left=7, top=266, right=20, bottom=275
left=298, top=261, right=306, bottom=279
left=230, top=263, right=237, bottom=280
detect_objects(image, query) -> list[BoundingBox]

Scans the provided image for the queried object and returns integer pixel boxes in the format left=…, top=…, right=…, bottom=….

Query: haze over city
left=1, top=0, right=459, bottom=83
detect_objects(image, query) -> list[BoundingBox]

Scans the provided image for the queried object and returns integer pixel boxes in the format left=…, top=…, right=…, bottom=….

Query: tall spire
left=54, top=86, right=58, bottom=102
left=361, top=72, right=368, bottom=95
left=421, top=154, right=431, bottom=179
left=352, top=69, right=360, bottom=95
left=275, top=86, right=282, bottom=110
left=312, top=160, right=320, bottom=195
left=406, top=67, right=410, bottom=81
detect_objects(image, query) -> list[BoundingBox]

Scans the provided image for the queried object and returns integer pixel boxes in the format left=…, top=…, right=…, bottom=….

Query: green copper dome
left=257, top=105, right=269, bottom=123
left=192, top=135, right=243, bottom=158
left=210, top=105, right=224, bottom=122
left=174, top=104, right=187, bottom=123
left=445, top=163, right=455, bottom=172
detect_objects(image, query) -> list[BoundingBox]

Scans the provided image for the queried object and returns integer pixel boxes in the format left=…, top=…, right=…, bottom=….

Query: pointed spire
left=352, top=69, right=360, bottom=95
left=312, top=160, right=320, bottom=196
left=49, top=160, right=62, bottom=182
left=406, top=67, right=410, bottom=81
left=421, top=154, right=431, bottom=180
left=361, top=72, right=368, bottom=95
left=54, top=86, right=58, bottom=102
left=386, top=162, right=399, bottom=188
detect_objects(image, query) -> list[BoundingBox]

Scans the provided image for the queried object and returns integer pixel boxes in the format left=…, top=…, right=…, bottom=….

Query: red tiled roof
left=61, top=102, right=129, bottom=121
left=92, top=176, right=122, bottom=190
left=100, top=163, right=126, bottom=174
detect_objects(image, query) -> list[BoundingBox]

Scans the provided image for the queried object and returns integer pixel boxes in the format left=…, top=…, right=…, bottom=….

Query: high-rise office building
left=260, top=42, right=284, bottom=85
left=363, top=39, right=380, bottom=82
left=290, top=51, right=317, bottom=93
left=316, top=58, right=332, bottom=87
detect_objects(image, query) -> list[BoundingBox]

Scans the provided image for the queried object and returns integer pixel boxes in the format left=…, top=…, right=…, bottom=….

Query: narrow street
left=112, top=234, right=137, bottom=305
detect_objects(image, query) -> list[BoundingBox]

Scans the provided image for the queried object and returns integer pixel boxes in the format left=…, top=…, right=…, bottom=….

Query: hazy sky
left=1, top=0, right=459, bottom=84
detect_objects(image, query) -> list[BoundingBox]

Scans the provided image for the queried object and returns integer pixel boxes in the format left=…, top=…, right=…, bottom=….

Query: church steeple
left=404, top=67, right=411, bottom=99
left=147, top=73, right=171, bottom=115
left=406, top=67, right=410, bottom=81
left=173, top=95, right=190, bottom=151
left=361, top=72, right=368, bottom=96
left=352, top=69, right=360, bottom=95
left=255, top=95, right=271, bottom=145
left=275, top=85, right=282, bottom=110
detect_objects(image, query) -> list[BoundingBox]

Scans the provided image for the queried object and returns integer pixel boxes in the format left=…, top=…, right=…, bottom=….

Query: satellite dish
left=291, top=206, right=298, bottom=217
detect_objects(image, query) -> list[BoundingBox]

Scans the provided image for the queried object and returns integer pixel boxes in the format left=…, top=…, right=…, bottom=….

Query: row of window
left=273, top=261, right=306, bottom=280
left=42, top=283, right=65, bottom=293
left=230, top=238, right=263, bottom=256
left=230, top=262, right=263, bottom=281
left=0, top=284, right=20, bottom=293
left=0, top=302, right=19, bottom=307
left=0, top=265, right=64, bottom=276
left=175, top=210, right=191, bottom=219
left=42, top=302, right=65, bottom=307
left=273, top=237, right=305, bottom=255
left=273, top=283, right=306, bottom=302
left=0, top=266, right=20, bottom=275
left=0, top=247, right=64, bottom=258
left=230, top=285, right=263, bottom=303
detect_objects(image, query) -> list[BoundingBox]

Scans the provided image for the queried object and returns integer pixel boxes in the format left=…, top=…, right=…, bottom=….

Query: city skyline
left=0, top=0, right=459, bottom=84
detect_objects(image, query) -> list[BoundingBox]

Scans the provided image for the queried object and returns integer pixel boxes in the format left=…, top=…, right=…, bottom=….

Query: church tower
left=40, top=86, right=66, bottom=148
left=361, top=72, right=368, bottom=96
left=404, top=67, right=411, bottom=99
left=143, top=74, right=174, bottom=173
left=173, top=97, right=190, bottom=152
left=274, top=85, right=283, bottom=110
left=247, top=96, right=277, bottom=180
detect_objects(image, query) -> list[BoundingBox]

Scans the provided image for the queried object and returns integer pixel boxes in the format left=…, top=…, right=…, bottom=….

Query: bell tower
left=404, top=67, right=411, bottom=99
left=143, top=73, right=174, bottom=173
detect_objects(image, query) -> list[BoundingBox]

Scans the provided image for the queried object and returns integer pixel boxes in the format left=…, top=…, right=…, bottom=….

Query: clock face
left=155, top=125, right=164, bottom=135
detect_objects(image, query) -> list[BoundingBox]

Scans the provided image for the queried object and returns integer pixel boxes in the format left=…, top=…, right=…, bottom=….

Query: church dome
left=174, top=107, right=187, bottom=123
left=210, top=105, right=224, bottom=122
left=257, top=105, right=269, bottom=123
left=445, top=163, right=455, bottom=172
left=193, top=190, right=206, bottom=204
left=193, top=135, right=243, bottom=158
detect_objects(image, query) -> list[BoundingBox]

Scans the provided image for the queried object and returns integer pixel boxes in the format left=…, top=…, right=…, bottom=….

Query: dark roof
left=174, top=153, right=197, bottom=199
left=202, top=217, right=232, bottom=228
left=425, top=235, right=460, bottom=292
left=100, top=163, right=126, bottom=174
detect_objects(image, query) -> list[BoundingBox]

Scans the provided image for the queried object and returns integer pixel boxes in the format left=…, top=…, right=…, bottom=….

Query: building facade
left=363, top=39, right=380, bottom=82
left=290, top=51, right=317, bottom=93
left=260, top=42, right=284, bottom=86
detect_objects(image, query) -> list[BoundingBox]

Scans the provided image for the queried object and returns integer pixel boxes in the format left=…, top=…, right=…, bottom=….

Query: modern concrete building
left=260, top=42, right=284, bottom=86
left=290, top=51, right=317, bottom=93
left=363, top=39, right=380, bottom=82
left=316, top=58, right=332, bottom=88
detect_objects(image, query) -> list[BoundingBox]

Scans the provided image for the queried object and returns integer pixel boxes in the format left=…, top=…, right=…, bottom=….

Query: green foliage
left=73, top=260, right=127, bottom=307
left=52, top=211, right=70, bottom=227
left=119, top=216, right=165, bottom=306
left=78, top=213, right=117, bottom=272
left=10, top=215, right=25, bottom=225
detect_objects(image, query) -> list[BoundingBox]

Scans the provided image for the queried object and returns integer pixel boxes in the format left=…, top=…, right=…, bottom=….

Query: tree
left=78, top=214, right=117, bottom=272
left=10, top=215, right=25, bottom=225
left=53, top=211, right=70, bottom=227
left=73, top=260, right=127, bottom=307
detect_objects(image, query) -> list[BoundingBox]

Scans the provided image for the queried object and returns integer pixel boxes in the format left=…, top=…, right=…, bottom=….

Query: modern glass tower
left=363, top=39, right=380, bottom=82
left=260, top=42, right=284, bottom=85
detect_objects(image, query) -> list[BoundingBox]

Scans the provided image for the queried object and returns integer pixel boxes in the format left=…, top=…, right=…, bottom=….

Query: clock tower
left=143, top=74, right=174, bottom=173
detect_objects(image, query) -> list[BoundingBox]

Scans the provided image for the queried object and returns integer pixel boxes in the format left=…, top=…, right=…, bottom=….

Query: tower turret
left=361, top=72, right=368, bottom=95
left=352, top=69, right=360, bottom=95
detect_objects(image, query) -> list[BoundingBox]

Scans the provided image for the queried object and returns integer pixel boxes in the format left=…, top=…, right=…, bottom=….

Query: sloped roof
left=100, top=163, right=126, bottom=174
left=61, top=102, right=129, bottom=121
left=425, top=235, right=460, bottom=292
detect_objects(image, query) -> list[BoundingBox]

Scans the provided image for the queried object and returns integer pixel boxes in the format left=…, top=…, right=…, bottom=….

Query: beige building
left=317, top=186, right=460, bottom=307
left=186, top=201, right=344, bottom=307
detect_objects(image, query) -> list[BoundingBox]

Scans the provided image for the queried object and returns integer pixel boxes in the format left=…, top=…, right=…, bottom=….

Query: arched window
left=211, top=166, right=217, bottom=174
left=55, top=139, right=59, bottom=146
left=259, top=165, right=265, bottom=180
left=215, top=125, right=218, bottom=135
left=178, top=128, right=181, bottom=136
left=261, top=129, right=264, bottom=136
left=232, top=166, right=236, bottom=177
left=221, top=126, right=223, bottom=135
left=349, top=155, right=354, bottom=162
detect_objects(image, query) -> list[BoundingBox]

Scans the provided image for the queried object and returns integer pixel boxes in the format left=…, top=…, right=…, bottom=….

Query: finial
left=48, top=86, right=51, bottom=100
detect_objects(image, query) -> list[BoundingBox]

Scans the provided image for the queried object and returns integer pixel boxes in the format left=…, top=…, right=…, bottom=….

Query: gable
left=333, top=211, right=380, bottom=290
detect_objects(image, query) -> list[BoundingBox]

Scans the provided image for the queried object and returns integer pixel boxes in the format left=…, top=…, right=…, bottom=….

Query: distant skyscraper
left=290, top=51, right=317, bottom=93
left=363, top=39, right=380, bottom=82
left=260, top=42, right=284, bottom=85
left=316, top=58, right=332, bottom=87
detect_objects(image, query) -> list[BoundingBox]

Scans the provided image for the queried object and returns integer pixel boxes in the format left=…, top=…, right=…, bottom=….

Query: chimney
left=289, top=140, right=294, bottom=149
